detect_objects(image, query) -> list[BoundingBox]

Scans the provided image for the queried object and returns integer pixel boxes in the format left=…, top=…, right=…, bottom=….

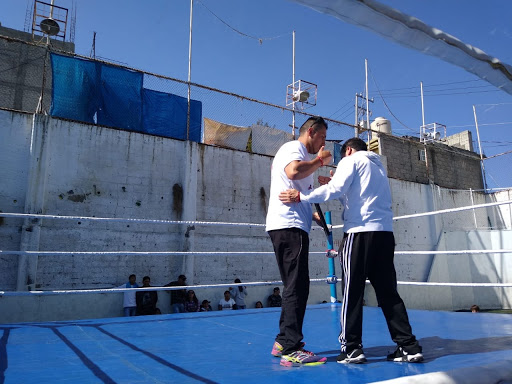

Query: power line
left=196, top=0, right=291, bottom=44
left=369, top=66, right=417, bottom=133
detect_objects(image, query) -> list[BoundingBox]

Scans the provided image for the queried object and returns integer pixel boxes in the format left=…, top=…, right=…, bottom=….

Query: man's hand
left=317, top=146, right=333, bottom=165
left=312, top=211, right=322, bottom=226
left=279, top=189, right=300, bottom=203
left=318, top=170, right=334, bottom=185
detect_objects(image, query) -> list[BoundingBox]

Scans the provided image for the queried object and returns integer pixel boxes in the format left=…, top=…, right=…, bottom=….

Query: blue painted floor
left=1, top=304, right=512, bottom=384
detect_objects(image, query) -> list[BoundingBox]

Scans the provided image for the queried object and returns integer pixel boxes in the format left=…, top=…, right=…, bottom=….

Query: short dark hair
left=142, top=276, right=150, bottom=281
left=178, top=275, right=186, bottom=280
left=299, top=116, right=328, bottom=136
left=341, top=137, right=367, bottom=158
left=273, top=287, right=280, bottom=292
left=129, top=274, right=136, bottom=279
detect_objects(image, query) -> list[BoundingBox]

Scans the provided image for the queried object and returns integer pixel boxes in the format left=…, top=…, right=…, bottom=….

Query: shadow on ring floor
left=1, top=304, right=512, bottom=383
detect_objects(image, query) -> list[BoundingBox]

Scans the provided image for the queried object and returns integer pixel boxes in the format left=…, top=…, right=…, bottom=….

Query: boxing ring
left=1, top=304, right=512, bottom=383
left=1, top=200, right=512, bottom=383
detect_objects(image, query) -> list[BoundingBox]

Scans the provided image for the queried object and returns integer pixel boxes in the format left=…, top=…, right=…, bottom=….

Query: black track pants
left=339, top=231, right=419, bottom=353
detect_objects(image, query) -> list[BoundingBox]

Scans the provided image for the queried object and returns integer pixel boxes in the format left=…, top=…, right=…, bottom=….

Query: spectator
left=184, top=289, right=199, bottom=312
left=165, top=274, right=187, bottom=313
left=229, top=278, right=248, bottom=309
left=218, top=290, right=236, bottom=310
left=471, top=304, right=480, bottom=313
left=118, top=274, right=139, bottom=317
left=267, top=287, right=282, bottom=308
left=255, top=301, right=264, bottom=309
left=136, top=276, right=160, bottom=316
left=200, top=299, right=213, bottom=312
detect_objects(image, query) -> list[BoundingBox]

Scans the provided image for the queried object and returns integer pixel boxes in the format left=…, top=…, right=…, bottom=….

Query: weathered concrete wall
left=379, top=133, right=483, bottom=190
left=0, top=109, right=510, bottom=322
left=444, top=130, right=474, bottom=152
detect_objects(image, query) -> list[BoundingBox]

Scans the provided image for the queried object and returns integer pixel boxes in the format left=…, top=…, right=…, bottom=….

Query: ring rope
left=331, top=199, right=512, bottom=229
left=1, top=279, right=511, bottom=296
left=0, top=212, right=265, bottom=227
left=1, top=249, right=510, bottom=256
left=1, top=199, right=510, bottom=229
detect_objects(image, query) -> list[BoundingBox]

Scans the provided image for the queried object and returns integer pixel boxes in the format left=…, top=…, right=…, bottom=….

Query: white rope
left=393, top=199, right=512, bottom=221
left=395, top=249, right=512, bottom=255
left=0, top=212, right=265, bottom=227
left=332, top=198, right=512, bottom=229
left=394, top=281, right=512, bottom=287
left=2, top=199, right=511, bottom=229
left=2, top=278, right=510, bottom=296
left=0, top=251, right=278, bottom=256
left=1, top=249, right=510, bottom=256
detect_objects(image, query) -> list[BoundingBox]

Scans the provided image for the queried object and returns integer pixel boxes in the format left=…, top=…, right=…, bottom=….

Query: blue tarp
left=97, top=64, right=143, bottom=132
left=334, top=142, right=343, bottom=165
left=50, top=54, right=99, bottom=124
left=143, top=89, right=202, bottom=142
left=50, top=53, right=202, bottom=142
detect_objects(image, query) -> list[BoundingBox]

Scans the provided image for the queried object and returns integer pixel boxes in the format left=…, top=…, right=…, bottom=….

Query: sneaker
left=280, top=350, right=327, bottom=367
left=387, top=346, right=423, bottom=363
left=336, top=348, right=367, bottom=364
left=271, top=341, right=310, bottom=357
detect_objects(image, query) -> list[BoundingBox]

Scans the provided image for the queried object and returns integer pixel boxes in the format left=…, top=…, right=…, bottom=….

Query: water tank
left=371, top=117, right=392, bottom=135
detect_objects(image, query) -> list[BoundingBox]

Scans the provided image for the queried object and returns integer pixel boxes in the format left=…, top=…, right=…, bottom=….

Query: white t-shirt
left=266, top=140, right=314, bottom=233
left=118, top=283, right=137, bottom=308
left=218, top=298, right=236, bottom=310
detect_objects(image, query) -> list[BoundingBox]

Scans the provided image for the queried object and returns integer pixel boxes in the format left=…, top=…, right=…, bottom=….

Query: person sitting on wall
left=267, top=287, right=282, bottom=307
left=118, top=274, right=139, bottom=317
left=200, top=299, right=213, bottom=312
left=165, top=274, right=187, bottom=313
left=136, top=276, right=160, bottom=316
left=184, top=290, right=200, bottom=312
left=218, top=290, right=237, bottom=310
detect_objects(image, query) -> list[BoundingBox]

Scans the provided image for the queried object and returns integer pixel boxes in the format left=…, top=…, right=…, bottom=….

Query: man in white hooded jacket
left=279, top=137, right=423, bottom=364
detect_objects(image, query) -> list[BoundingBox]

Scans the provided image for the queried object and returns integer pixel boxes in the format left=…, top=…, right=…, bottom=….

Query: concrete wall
left=0, top=109, right=510, bottom=323
left=444, top=130, right=474, bottom=152
left=379, top=133, right=483, bottom=190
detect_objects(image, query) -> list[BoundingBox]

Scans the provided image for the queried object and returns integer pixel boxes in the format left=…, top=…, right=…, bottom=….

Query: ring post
left=325, top=211, right=337, bottom=303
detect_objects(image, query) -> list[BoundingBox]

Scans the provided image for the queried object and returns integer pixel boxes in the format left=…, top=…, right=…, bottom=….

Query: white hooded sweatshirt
left=300, top=151, right=393, bottom=233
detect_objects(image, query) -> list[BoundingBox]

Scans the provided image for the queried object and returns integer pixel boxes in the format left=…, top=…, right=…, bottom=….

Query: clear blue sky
left=2, top=0, right=511, bottom=189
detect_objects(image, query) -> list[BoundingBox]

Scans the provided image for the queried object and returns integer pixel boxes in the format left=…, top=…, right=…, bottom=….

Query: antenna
left=69, top=0, right=76, bottom=43
left=31, top=0, right=69, bottom=44
left=24, top=1, right=34, bottom=32
left=285, top=31, right=317, bottom=138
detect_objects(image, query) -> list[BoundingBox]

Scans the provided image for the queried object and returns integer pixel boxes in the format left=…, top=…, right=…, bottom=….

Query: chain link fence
left=0, top=34, right=355, bottom=158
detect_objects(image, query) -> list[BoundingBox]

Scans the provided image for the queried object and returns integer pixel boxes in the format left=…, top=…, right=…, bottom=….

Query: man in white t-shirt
left=118, top=274, right=139, bottom=317
left=218, top=290, right=236, bottom=310
left=266, top=116, right=332, bottom=367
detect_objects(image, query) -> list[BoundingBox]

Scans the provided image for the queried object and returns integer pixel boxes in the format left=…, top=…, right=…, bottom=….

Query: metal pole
left=354, top=93, right=359, bottom=137
left=469, top=188, right=478, bottom=229
left=292, top=30, right=296, bottom=139
left=473, top=105, right=488, bottom=191
left=187, top=0, right=193, bottom=141
left=420, top=81, right=425, bottom=129
left=365, top=59, right=370, bottom=143
left=325, top=211, right=337, bottom=303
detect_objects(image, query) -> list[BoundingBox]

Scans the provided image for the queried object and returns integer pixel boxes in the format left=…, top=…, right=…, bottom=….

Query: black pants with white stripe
left=269, top=228, right=310, bottom=355
left=339, top=231, right=420, bottom=353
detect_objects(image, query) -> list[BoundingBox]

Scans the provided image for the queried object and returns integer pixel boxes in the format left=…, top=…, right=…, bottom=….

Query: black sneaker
left=336, top=348, right=367, bottom=364
left=387, top=346, right=423, bottom=363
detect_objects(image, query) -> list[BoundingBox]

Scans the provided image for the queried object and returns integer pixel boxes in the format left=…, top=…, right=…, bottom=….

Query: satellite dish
left=40, top=18, right=60, bottom=36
